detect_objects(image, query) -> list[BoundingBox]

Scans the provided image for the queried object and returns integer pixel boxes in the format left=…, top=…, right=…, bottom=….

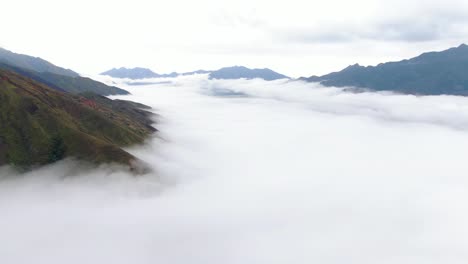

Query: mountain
left=0, top=47, right=79, bottom=77
left=102, top=66, right=290, bottom=81
left=102, top=67, right=162, bottom=79
left=0, top=62, right=128, bottom=95
left=303, top=44, right=468, bottom=95
left=0, top=48, right=129, bottom=96
left=101, top=67, right=212, bottom=79
left=181, top=70, right=212, bottom=76
left=209, top=66, right=289, bottom=81
left=0, top=68, right=155, bottom=170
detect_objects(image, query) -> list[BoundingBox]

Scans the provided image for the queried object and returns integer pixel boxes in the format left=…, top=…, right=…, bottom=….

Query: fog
left=2, top=75, right=468, bottom=263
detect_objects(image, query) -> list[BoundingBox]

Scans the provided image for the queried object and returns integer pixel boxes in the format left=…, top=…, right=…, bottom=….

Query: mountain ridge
left=303, top=44, right=468, bottom=95
left=101, top=67, right=190, bottom=79
left=102, top=66, right=289, bottom=81
left=0, top=68, right=155, bottom=171
left=209, top=66, right=289, bottom=81
left=0, top=48, right=129, bottom=96
left=0, top=47, right=79, bottom=78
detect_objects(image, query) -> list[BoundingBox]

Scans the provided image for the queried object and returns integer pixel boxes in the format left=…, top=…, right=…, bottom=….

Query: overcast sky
left=2, top=0, right=468, bottom=77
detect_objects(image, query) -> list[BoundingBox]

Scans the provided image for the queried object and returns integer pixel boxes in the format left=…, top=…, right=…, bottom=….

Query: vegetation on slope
left=0, top=69, right=155, bottom=169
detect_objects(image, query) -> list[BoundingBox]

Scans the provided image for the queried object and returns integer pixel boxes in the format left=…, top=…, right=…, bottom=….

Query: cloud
left=275, top=7, right=468, bottom=43
left=2, top=75, right=468, bottom=263
left=281, top=24, right=439, bottom=44
left=201, top=78, right=468, bottom=130
left=279, top=22, right=446, bottom=44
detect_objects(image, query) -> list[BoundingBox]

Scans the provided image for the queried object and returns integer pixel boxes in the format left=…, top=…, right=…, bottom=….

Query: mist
left=2, top=75, right=468, bottom=263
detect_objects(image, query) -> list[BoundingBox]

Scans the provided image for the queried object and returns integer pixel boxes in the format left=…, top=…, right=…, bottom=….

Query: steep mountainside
left=209, top=66, right=289, bottom=81
left=0, top=69, right=155, bottom=169
left=303, top=44, right=468, bottom=95
left=0, top=47, right=79, bottom=77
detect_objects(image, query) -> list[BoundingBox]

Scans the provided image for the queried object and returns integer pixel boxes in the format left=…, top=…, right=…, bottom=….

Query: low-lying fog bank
left=2, top=75, right=468, bottom=263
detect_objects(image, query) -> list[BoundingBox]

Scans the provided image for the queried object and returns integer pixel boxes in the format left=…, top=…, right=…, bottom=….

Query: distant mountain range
left=0, top=48, right=128, bottom=96
left=181, top=70, right=212, bottom=76
left=209, top=66, right=289, bottom=81
left=101, top=67, right=214, bottom=79
left=101, top=67, right=179, bottom=79
left=303, top=44, right=468, bottom=96
left=101, top=66, right=289, bottom=81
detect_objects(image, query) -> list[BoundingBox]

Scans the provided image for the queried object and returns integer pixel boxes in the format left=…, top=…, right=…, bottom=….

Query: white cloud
left=2, top=76, right=468, bottom=263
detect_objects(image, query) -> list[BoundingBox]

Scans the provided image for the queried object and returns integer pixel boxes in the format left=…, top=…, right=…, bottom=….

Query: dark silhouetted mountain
left=209, top=66, right=289, bottom=81
left=0, top=47, right=79, bottom=77
left=0, top=69, right=155, bottom=170
left=303, top=44, right=468, bottom=95
left=101, top=67, right=212, bottom=79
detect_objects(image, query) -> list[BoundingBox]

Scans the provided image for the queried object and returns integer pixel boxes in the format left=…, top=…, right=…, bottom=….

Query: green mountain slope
left=0, top=69, right=155, bottom=170
left=304, top=44, right=468, bottom=95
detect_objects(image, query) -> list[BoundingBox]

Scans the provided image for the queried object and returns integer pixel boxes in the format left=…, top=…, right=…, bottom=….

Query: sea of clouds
left=1, top=75, right=468, bottom=263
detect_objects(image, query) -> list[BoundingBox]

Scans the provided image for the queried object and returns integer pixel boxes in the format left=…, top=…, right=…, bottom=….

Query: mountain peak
left=342, top=63, right=363, bottom=71
left=101, top=67, right=159, bottom=79
left=102, top=67, right=214, bottom=80
left=209, top=66, right=289, bottom=81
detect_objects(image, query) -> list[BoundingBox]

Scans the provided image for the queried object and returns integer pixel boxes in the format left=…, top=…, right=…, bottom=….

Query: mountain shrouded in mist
left=3, top=76, right=468, bottom=263
left=303, top=44, right=468, bottom=95
left=209, top=66, right=289, bottom=81
left=5, top=0, right=468, bottom=262
left=101, top=67, right=214, bottom=80
left=101, top=67, right=169, bottom=79
left=102, top=66, right=289, bottom=81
